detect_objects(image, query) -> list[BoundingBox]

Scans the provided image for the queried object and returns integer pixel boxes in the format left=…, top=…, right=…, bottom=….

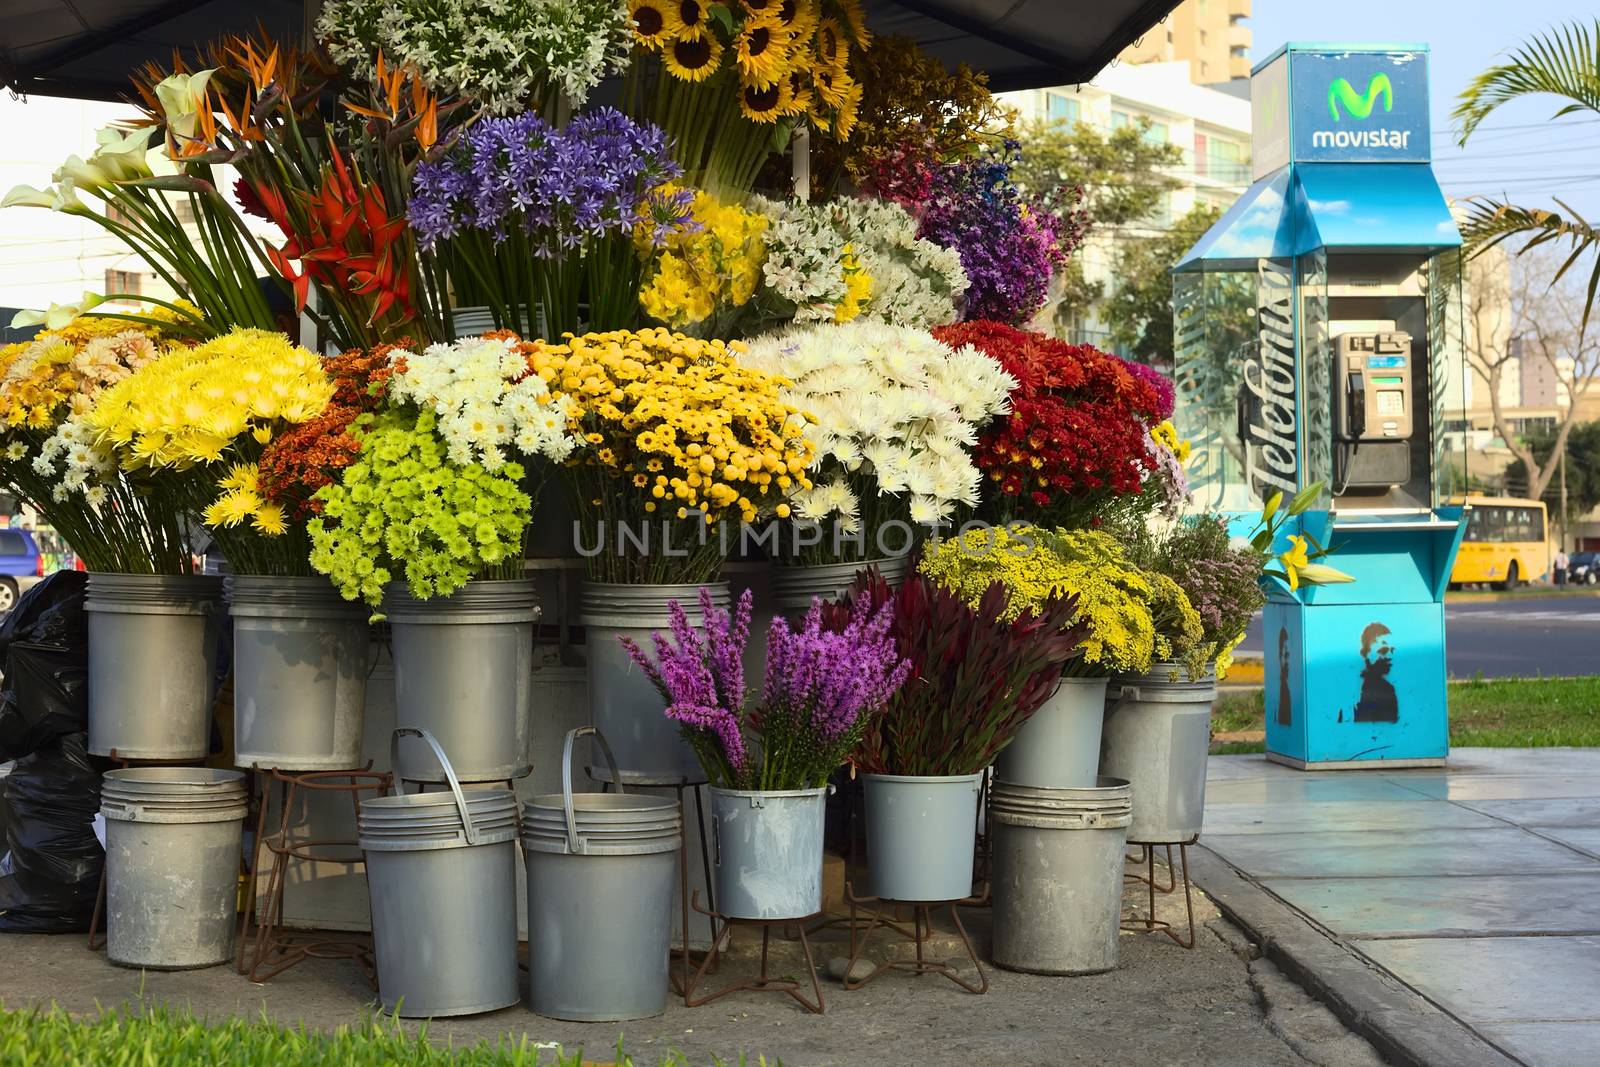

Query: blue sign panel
left=1290, top=50, right=1429, bottom=164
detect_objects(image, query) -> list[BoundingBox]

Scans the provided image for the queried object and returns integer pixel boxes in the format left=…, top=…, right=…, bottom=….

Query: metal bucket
left=1101, top=664, right=1217, bottom=844
left=710, top=786, right=828, bottom=920
left=768, top=557, right=908, bottom=614
left=100, top=767, right=247, bottom=969
left=522, top=727, right=680, bottom=1022
left=359, top=729, right=520, bottom=1017
left=386, top=580, right=538, bottom=784
left=228, top=575, right=370, bottom=771
left=579, top=582, right=729, bottom=782
left=994, top=675, right=1109, bottom=789
left=449, top=305, right=496, bottom=339
left=86, top=573, right=224, bottom=759
left=862, top=772, right=982, bottom=902
left=989, top=777, right=1132, bottom=975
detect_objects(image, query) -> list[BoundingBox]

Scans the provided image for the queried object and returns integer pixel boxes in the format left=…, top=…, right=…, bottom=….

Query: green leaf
left=708, top=3, right=735, bottom=35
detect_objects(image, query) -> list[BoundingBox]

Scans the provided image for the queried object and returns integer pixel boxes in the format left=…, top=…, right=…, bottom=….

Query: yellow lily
left=1279, top=534, right=1311, bottom=590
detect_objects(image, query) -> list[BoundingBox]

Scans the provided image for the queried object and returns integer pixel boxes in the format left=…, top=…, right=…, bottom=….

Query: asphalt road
left=1237, top=593, right=1600, bottom=678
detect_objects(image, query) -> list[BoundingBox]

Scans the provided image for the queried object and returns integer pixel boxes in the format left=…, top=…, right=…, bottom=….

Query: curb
left=1188, top=846, right=1522, bottom=1067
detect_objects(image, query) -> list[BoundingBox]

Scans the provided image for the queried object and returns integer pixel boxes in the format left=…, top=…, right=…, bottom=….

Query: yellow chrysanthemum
left=252, top=500, right=287, bottom=536
left=219, top=462, right=258, bottom=492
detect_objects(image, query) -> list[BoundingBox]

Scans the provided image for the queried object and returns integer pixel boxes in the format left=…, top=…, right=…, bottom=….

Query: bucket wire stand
left=236, top=765, right=391, bottom=982
left=1121, top=836, right=1198, bottom=949
left=681, top=891, right=825, bottom=1014
left=840, top=883, right=988, bottom=994
left=586, top=765, right=715, bottom=997
left=86, top=751, right=208, bottom=953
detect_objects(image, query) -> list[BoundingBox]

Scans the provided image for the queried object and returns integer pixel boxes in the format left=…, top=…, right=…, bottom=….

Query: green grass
left=0, top=1005, right=776, bottom=1066
left=1211, top=675, right=1600, bottom=754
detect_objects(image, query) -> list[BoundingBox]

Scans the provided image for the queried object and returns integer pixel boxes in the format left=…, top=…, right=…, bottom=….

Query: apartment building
left=1120, top=0, right=1252, bottom=85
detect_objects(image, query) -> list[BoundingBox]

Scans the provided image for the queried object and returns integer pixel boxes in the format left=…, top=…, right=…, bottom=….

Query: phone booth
left=1173, top=44, right=1469, bottom=768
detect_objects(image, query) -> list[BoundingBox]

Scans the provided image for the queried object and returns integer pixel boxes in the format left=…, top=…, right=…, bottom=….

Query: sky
left=1247, top=0, right=1600, bottom=218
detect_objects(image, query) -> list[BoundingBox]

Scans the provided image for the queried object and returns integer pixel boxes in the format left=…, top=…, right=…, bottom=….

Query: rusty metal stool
left=681, top=891, right=826, bottom=1014
left=839, top=882, right=988, bottom=994
left=1122, top=837, right=1198, bottom=949
left=237, top=766, right=390, bottom=983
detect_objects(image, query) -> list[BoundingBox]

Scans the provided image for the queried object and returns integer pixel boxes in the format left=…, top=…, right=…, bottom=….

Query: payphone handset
left=1334, top=332, right=1414, bottom=442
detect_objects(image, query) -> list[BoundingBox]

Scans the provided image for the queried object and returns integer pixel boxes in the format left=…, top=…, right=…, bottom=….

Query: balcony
left=1228, top=23, right=1252, bottom=49
left=1227, top=0, right=1250, bottom=16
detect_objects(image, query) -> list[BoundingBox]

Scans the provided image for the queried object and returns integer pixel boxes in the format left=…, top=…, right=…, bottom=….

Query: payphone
left=1333, top=331, right=1413, bottom=491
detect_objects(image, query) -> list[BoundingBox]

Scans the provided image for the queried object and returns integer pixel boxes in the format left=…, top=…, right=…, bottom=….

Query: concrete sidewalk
left=1196, top=748, right=1600, bottom=1067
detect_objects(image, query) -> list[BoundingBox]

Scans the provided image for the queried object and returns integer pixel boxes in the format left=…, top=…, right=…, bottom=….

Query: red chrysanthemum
left=933, top=321, right=1167, bottom=526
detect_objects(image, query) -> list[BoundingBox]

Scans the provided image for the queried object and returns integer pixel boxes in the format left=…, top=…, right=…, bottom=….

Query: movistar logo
left=1328, top=74, right=1393, bottom=121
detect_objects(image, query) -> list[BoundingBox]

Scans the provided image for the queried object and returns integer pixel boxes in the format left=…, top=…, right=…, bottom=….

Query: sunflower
left=736, top=17, right=792, bottom=87
left=741, top=0, right=780, bottom=14
left=782, top=68, right=812, bottom=115
left=773, top=0, right=819, bottom=40
left=813, top=64, right=851, bottom=107
left=833, top=76, right=863, bottom=140
left=836, top=0, right=870, bottom=48
left=740, top=77, right=793, bottom=122
left=675, top=0, right=709, bottom=34
left=664, top=27, right=724, bottom=81
left=631, top=0, right=680, bottom=48
left=814, top=16, right=845, bottom=68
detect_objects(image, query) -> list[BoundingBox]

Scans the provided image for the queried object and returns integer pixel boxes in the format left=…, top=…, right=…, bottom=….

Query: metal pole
left=1560, top=443, right=1569, bottom=551
left=792, top=124, right=811, bottom=204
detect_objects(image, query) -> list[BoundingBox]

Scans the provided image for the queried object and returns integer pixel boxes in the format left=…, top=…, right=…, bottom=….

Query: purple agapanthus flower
left=409, top=108, right=693, bottom=253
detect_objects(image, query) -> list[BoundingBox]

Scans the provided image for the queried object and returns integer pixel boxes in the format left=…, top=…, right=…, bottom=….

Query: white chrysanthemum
left=388, top=335, right=581, bottom=466
left=4, top=441, right=27, bottom=461
left=742, top=321, right=1014, bottom=526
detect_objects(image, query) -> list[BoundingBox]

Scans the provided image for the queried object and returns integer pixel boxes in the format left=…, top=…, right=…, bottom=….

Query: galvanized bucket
left=522, top=726, right=680, bottom=1022
left=228, top=575, right=370, bottom=771
left=862, top=772, right=983, bottom=902
left=86, top=573, right=224, bottom=759
left=710, top=785, right=829, bottom=920
left=994, top=675, right=1109, bottom=789
left=989, top=777, right=1132, bottom=976
left=386, top=580, right=538, bottom=783
left=579, top=582, right=729, bottom=782
left=100, top=767, right=247, bottom=969
left=768, top=557, right=908, bottom=614
left=1101, top=663, right=1217, bottom=844
left=359, top=728, right=521, bottom=1018
left=448, top=305, right=496, bottom=339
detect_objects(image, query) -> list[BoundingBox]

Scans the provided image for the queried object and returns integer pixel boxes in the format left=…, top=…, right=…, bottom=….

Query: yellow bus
left=1449, top=496, right=1551, bottom=590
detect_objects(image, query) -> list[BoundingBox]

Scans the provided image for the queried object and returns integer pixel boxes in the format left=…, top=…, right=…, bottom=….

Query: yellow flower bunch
left=525, top=328, right=814, bottom=525
left=203, top=462, right=287, bottom=536
left=89, top=328, right=335, bottom=471
left=633, top=0, right=866, bottom=133
left=0, top=305, right=195, bottom=431
left=920, top=523, right=1164, bottom=676
left=638, top=187, right=768, bottom=329
left=834, top=244, right=871, bottom=322
left=1145, top=570, right=1208, bottom=679
left=1150, top=419, right=1191, bottom=463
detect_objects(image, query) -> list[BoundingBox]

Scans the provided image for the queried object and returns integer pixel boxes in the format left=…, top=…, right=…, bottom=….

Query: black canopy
left=0, top=0, right=1180, bottom=101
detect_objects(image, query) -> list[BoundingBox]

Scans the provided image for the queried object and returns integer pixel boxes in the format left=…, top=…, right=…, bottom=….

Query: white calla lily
left=53, top=154, right=113, bottom=192
left=90, top=126, right=155, bottom=181
left=9, top=293, right=107, bottom=331
left=2, top=184, right=55, bottom=209
left=153, top=69, right=216, bottom=151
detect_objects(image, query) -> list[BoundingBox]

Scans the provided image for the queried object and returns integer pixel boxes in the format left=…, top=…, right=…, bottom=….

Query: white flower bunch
left=69, top=331, right=160, bottom=413
left=742, top=322, right=1015, bottom=526
left=750, top=196, right=857, bottom=325
left=318, top=0, right=631, bottom=114
left=34, top=416, right=116, bottom=505
left=829, top=199, right=969, bottom=328
left=388, top=335, right=581, bottom=470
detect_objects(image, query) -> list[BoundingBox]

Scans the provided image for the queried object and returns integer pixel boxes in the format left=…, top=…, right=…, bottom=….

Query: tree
left=1455, top=21, right=1600, bottom=336
left=1014, top=117, right=1183, bottom=229
left=1465, top=247, right=1600, bottom=502
left=1506, top=419, right=1600, bottom=524
left=1101, top=203, right=1222, bottom=364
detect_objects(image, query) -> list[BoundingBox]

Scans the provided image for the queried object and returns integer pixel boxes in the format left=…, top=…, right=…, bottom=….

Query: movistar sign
left=1328, top=74, right=1393, bottom=120
left=1281, top=49, right=1429, bottom=164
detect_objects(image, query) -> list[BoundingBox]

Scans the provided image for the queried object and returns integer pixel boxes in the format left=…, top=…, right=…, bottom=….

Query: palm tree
left=1454, top=21, right=1600, bottom=332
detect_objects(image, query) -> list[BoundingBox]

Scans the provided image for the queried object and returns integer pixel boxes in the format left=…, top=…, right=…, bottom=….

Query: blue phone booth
left=1173, top=44, right=1469, bottom=769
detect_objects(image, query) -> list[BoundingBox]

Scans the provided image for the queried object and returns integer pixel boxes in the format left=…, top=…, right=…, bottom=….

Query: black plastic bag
left=0, top=571, right=88, bottom=761
left=0, top=732, right=105, bottom=933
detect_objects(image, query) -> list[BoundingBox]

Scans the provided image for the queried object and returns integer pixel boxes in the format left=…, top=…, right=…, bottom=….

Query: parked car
left=1570, top=551, right=1600, bottom=586
left=0, top=528, right=43, bottom=612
